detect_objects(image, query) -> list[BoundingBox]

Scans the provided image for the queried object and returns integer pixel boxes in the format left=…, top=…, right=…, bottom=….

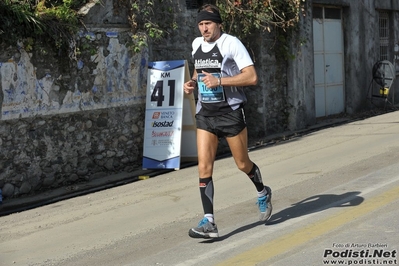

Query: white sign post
left=143, top=60, right=197, bottom=170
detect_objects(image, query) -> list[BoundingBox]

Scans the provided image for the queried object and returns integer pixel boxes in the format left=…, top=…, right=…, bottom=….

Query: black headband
left=196, top=10, right=223, bottom=24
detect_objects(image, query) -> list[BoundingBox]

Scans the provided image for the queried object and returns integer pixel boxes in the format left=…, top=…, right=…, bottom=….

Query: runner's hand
left=201, top=71, right=219, bottom=88
left=184, top=79, right=196, bottom=94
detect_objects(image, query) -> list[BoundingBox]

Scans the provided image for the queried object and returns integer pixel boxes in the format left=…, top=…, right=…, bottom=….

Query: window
left=325, top=8, right=341, bottom=19
left=312, top=6, right=341, bottom=20
left=313, top=6, right=323, bottom=19
left=379, top=12, right=389, bottom=61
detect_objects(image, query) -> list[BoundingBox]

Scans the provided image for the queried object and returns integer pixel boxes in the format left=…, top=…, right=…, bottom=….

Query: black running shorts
left=195, top=108, right=247, bottom=138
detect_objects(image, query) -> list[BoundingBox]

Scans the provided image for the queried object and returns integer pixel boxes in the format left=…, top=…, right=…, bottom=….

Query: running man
left=183, top=4, right=273, bottom=239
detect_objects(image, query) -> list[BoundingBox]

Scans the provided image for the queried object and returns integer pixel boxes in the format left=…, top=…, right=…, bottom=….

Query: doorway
left=313, top=6, right=345, bottom=117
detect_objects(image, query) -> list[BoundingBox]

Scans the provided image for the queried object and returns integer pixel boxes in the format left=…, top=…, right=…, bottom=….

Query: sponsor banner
left=143, top=60, right=187, bottom=169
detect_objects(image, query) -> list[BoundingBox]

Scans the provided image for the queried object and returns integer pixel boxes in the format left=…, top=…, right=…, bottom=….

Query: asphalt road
left=0, top=111, right=398, bottom=266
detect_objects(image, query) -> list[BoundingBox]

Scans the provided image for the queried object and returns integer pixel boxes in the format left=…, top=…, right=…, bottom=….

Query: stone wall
left=0, top=20, right=149, bottom=199
left=0, top=105, right=145, bottom=198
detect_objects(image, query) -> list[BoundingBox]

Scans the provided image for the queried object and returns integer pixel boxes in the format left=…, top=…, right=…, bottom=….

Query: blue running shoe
left=188, top=217, right=219, bottom=238
left=257, top=186, right=273, bottom=221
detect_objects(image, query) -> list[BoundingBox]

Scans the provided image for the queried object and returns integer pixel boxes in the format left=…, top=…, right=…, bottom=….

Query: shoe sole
left=188, top=229, right=219, bottom=239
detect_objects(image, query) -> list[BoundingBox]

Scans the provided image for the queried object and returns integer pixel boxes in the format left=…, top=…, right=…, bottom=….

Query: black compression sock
left=199, top=177, right=214, bottom=216
left=247, top=163, right=265, bottom=192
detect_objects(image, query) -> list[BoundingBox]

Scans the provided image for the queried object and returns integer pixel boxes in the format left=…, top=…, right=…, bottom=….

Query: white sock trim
left=257, top=187, right=267, bottom=198
left=205, top=214, right=214, bottom=224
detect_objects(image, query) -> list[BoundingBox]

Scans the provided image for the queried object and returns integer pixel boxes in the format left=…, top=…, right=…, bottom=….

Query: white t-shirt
left=192, top=33, right=254, bottom=77
left=192, top=33, right=254, bottom=116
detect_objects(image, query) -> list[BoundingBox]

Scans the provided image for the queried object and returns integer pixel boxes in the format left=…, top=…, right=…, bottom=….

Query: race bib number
left=197, top=73, right=225, bottom=103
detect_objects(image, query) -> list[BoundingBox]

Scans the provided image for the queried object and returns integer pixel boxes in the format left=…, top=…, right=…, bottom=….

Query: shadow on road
left=268, top=191, right=364, bottom=225
left=201, top=220, right=266, bottom=243
left=202, top=191, right=364, bottom=243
